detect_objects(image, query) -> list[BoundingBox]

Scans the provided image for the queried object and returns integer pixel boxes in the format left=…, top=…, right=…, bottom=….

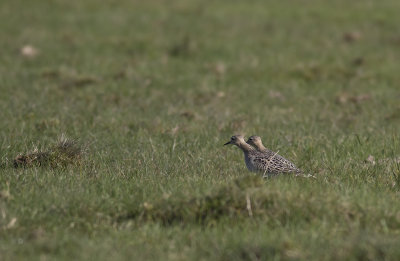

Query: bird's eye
left=231, top=136, right=235, bottom=140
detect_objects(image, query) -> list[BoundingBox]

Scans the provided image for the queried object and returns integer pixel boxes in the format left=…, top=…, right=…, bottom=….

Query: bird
left=224, top=134, right=289, bottom=175
left=246, top=135, right=301, bottom=174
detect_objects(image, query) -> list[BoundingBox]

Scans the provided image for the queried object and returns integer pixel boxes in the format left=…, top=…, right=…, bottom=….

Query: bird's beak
left=224, top=141, right=231, bottom=146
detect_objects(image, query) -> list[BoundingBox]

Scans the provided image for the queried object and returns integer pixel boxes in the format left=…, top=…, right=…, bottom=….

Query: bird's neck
left=257, top=143, right=267, bottom=151
left=238, top=142, right=255, bottom=153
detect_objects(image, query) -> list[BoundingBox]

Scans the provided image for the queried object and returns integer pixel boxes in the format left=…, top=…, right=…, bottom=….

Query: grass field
left=1, top=0, right=400, bottom=260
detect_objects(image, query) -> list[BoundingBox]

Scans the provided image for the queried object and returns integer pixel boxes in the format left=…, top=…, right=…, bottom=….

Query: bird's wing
left=257, top=150, right=301, bottom=173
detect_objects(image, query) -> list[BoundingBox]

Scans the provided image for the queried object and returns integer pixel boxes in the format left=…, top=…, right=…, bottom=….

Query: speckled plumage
left=225, top=134, right=300, bottom=175
left=224, top=135, right=266, bottom=173
left=246, top=135, right=301, bottom=174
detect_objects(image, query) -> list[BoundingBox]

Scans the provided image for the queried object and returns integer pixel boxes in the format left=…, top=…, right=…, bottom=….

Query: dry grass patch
left=13, top=136, right=86, bottom=169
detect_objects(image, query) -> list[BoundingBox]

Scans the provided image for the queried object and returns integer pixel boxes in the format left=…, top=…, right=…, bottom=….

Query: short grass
left=1, top=0, right=400, bottom=260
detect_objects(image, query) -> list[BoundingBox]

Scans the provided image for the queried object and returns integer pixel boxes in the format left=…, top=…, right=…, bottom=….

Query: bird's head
left=224, top=134, right=246, bottom=147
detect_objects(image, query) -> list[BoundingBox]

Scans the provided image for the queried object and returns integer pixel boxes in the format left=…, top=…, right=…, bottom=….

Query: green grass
left=1, top=0, right=400, bottom=260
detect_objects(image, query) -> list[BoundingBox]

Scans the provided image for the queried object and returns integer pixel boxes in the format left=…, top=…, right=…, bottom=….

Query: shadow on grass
left=117, top=174, right=400, bottom=229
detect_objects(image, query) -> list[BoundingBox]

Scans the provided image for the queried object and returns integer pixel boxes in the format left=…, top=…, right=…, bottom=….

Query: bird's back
left=246, top=149, right=301, bottom=174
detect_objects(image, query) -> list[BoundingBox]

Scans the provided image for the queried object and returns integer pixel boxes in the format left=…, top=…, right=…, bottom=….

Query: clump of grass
left=13, top=135, right=86, bottom=169
left=61, top=76, right=98, bottom=89
left=41, top=68, right=98, bottom=89
left=392, top=162, right=400, bottom=191
left=168, top=36, right=193, bottom=57
left=13, top=151, right=50, bottom=168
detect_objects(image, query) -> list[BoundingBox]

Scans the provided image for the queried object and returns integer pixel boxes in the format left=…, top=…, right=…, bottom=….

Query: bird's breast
left=244, top=153, right=256, bottom=172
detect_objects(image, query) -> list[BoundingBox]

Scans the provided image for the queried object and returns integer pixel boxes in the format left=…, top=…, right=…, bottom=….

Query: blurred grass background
left=1, top=0, right=400, bottom=260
